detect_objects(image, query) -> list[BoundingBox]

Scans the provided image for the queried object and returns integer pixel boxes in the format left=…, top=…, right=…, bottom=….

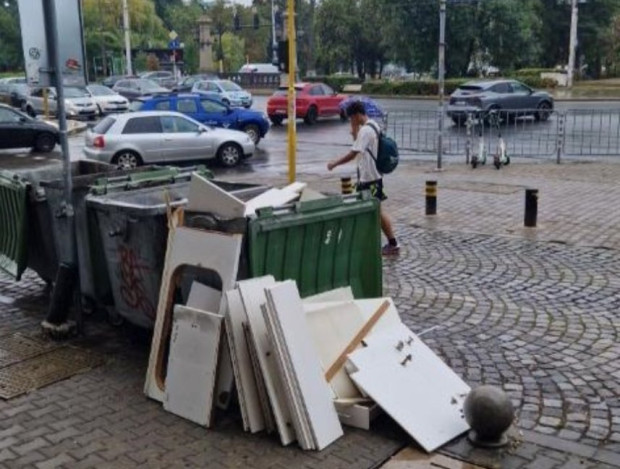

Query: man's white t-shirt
left=352, top=120, right=382, bottom=183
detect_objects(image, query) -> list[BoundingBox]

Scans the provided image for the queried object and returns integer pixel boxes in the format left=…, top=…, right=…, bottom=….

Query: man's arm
left=327, top=150, right=359, bottom=171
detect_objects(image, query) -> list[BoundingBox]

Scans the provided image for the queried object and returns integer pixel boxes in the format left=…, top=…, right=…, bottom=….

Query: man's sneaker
left=382, top=244, right=400, bottom=256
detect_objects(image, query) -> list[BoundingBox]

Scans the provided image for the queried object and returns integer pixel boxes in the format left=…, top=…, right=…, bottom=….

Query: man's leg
left=380, top=207, right=396, bottom=240
left=380, top=206, right=399, bottom=254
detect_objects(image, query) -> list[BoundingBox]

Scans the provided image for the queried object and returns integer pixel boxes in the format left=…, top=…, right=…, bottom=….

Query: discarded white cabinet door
left=186, top=281, right=234, bottom=410
left=265, top=281, right=344, bottom=451
left=187, top=281, right=221, bottom=312
left=347, top=322, right=471, bottom=453
left=163, top=305, right=223, bottom=427
left=302, top=286, right=354, bottom=304
left=144, top=227, right=242, bottom=403
left=187, top=172, right=246, bottom=218
left=224, top=288, right=266, bottom=433
left=304, top=298, right=402, bottom=399
left=238, top=276, right=296, bottom=446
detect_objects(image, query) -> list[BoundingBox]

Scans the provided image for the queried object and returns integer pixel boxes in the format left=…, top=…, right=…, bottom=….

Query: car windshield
left=64, top=87, right=89, bottom=98
left=274, top=86, right=302, bottom=96
left=88, top=85, right=116, bottom=96
left=219, top=81, right=241, bottom=92
left=458, top=85, right=483, bottom=91
left=139, top=79, right=162, bottom=91
left=11, top=84, right=29, bottom=93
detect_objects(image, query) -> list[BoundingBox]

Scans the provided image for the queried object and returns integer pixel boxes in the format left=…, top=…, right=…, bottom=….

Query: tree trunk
left=306, top=0, right=317, bottom=76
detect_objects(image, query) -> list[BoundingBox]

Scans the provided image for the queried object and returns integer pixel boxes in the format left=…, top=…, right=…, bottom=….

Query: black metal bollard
left=341, top=177, right=353, bottom=195
left=425, top=180, right=437, bottom=215
left=524, top=189, right=538, bottom=227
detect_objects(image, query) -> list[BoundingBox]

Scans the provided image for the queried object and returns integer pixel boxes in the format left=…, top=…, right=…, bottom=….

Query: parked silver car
left=86, top=84, right=129, bottom=115
left=83, top=111, right=255, bottom=168
left=24, top=86, right=98, bottom=119
left=192, top=79, right=253, bottom=108
left=447, top=79, right=554, bottom=125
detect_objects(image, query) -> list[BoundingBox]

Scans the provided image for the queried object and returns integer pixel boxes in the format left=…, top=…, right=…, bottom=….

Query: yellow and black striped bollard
left=341, top=177, right=354, bottom=195
left=425, top=180, right=437, bottom=215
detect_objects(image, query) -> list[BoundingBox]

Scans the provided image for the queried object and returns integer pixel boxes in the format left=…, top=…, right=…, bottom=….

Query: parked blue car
left=134, top=93, right=269, bottom=144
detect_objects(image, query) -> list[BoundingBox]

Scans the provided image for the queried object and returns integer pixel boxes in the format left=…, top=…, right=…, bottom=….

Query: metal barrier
left=0, top=172, right=29, bottom=280
left=564, top=109, right=620, bottom=157
left=385, top=108, right=620, bottom=162
left=218, top=73, right=281, bottom=89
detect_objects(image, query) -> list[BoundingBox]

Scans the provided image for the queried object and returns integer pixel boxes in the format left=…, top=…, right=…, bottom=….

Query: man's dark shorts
left=357, top=179, right=387, bottom=201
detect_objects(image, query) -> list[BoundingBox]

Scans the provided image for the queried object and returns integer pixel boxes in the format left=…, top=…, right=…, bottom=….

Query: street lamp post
left=437, top=0, right=446, bottom=171
left=122, top=0, right=132, bottom=75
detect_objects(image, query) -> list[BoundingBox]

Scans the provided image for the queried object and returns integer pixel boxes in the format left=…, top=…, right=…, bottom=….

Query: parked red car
left=266, top=82, right=347, bottom=125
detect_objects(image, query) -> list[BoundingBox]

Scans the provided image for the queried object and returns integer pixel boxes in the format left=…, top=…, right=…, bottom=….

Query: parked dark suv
left=447, top=79, right=554, bottom=125
left=112, top=78, right=169, bottom=101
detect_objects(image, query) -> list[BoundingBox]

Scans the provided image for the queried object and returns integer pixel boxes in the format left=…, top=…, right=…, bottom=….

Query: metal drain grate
left=0, top=332, right=61, bottom=367
left=0, top=346, right=104, bottom=399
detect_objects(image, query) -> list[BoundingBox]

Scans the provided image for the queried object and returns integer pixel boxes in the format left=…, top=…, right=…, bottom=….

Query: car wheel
left=243, top=124, right=261, bottom=144
left=112, top=150, right=142, bottom=169
left=34, top=132, right=56, bottom=153
left=535, top=102, right=552, bottom=122
left=304, top=105, right=318, bottom=125
left=222, top=98, right=230, bottom=106
left=451, top=116, right=465, bottom=127
left=269, top=116, right=283, bottom=126
left=217, top=142, right=242, bottom=167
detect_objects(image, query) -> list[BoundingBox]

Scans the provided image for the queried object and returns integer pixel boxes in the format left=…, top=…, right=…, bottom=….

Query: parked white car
left=86, top=85, right=129, bottom=115
left=192, top=80, right=253, bottom=108
left=24, top=86, right=98, bottom=119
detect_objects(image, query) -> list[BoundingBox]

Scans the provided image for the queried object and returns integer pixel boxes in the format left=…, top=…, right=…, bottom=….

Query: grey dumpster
left=41, top=165, right=212, bottom=308
left=87, top=180, right=268, bottom=328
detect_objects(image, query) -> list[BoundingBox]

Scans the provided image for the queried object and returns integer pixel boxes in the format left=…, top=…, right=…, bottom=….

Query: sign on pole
left=17, top=0, right=87, bottom=86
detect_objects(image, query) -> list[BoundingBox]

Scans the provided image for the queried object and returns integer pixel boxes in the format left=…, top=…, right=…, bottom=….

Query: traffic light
left=234, top=12, right=240, bottom=31
left=278, top=40, right=289, bottom=73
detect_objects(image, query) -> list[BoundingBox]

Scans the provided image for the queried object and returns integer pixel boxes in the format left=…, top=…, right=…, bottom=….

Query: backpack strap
left=364, top=122, right=381, bottom=162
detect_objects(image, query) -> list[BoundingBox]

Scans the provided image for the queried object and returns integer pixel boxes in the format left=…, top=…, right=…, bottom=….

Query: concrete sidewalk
left=0, top=161, right=619, bottom=468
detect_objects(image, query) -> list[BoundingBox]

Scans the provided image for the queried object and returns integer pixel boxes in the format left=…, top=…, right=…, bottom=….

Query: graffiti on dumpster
left=118, top=245, right=156, bottom=319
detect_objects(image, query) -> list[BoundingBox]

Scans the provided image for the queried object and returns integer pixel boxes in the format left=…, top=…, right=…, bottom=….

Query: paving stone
left=35, top=453, right=76, bottom=469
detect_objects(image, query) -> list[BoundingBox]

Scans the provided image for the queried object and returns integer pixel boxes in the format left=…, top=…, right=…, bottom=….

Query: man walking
left=327, top=101, right=399, bottom=255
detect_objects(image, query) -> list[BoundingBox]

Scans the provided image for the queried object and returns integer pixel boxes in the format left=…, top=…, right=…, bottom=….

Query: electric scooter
left=492, top=111, right=510, bottom=169
left=471, top=116, right=487, bottom=169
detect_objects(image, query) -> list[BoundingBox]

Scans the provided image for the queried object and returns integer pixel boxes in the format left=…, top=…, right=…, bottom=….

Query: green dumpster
left=0, top=172, right=29, bottom=280
left=247, top=192, right=382, bottom=299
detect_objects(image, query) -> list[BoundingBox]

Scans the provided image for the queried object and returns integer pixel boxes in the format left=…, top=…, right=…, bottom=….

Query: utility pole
left=122, top=0, right=132, bottom=75
left=41, top=0, right=78, bottom=334
left=437, top=0, right=446, bottom=170
left=567, top=0, right=579, bottom=88
left=98, top=0, right=107, bottom=77
left=271, top=0, right=278, bottom=66
left=287, top=0, right=297, bottom=183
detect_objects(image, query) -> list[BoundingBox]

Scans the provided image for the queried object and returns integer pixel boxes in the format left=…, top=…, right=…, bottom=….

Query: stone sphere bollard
left=463, top=385, right=514, bottom=448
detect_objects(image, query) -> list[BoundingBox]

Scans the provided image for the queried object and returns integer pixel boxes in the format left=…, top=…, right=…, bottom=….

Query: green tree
left=0, top=1, right=22, bottom=71
left=478, top=0, right=543, bottom=72
left=82, top=0, right=168, bottom=76
left=221, top=32, right=245, bottom=72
